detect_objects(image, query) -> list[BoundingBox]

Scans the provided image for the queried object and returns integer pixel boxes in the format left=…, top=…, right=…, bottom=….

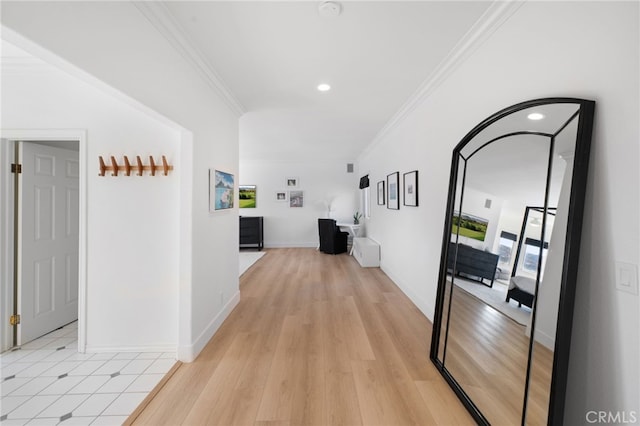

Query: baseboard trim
left=264, top=242, right=318, bottom=248
left=84, top=344, right=177, bottom=354
left=177, top=290, right=241, bottom=362
left=380, top=262, right=435, bottom=323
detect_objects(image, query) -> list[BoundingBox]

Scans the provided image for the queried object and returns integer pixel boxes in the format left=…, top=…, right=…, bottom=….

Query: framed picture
left=211, top=169, right=234, bottom=211
left=403, top=170, right=419, bottom=207
left=239, top=185, right=257, bottom=208
left=452, top=211, right=488, bottom=242
left=286, top=177, right=299, bottom=188
left=276, top=191, right=288, bottom=201
left=289, top=190, right=304, bottom=207
left=377, top=181, right=385, bottom=205
left=387, top=172, right=399, bottom=210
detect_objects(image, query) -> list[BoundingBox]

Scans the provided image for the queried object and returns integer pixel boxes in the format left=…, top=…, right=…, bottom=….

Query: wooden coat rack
left=98, top=155, right=173, bottom=177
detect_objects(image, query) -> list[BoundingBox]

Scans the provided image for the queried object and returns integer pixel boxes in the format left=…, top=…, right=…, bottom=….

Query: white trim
left=0, top=140, right=16, bottom=352
left=177, top=290, right=240, bottom=363
left=264, top=242, right=318, bottom=249
left=0, top=129, right=88, bottom=353
left=133, top=1, right=246, bottom=117
left=84, top=345, right=177, bottom=354
left=178, top=130, right=194, bottom=362
left=358, top=0, right=524, bottom=161
left=533, top=330, right=555, bottom=352
left=380, top=262, right=435, bottom=323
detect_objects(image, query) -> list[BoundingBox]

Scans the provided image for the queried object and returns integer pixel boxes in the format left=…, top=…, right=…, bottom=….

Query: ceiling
left=160, top=1, right=493, bottom=162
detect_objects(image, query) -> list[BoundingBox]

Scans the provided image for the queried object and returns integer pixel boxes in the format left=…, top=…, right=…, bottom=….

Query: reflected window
left=498, top=231, right=518, bottom=265
left=522, top=238, right=549, bottom=273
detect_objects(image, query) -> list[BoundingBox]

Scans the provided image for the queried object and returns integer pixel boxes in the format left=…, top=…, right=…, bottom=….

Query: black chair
left=318, top=219, right=349, bottom=255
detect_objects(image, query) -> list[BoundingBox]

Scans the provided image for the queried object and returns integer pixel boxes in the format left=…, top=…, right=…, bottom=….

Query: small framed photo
left=276, top=191, right=288, bottom=202
left=377, top=181, right=385, bottom=205
left=210, top=169, right=234, bottom=212
left=387, top=172, right=399, bottom=210
left=403, top=170, right=419, bottom=207
left=286, top=177, right=299, bottom=188
left=289, top=190, right=304, bottom=207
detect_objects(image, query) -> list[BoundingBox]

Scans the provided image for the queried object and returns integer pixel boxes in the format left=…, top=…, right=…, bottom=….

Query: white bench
left=353, top=237, right=380, bottom=267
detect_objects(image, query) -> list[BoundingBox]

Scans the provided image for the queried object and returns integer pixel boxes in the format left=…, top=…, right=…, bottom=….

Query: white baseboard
left=264, top=242, right=317, bottom=248
left=534, top=329, right=556, bottom=351
left=380, top=262, right=435, bottom=323
left=177, top=290, right=240, bottom=362
left=84, top=344, right=177, bottom=354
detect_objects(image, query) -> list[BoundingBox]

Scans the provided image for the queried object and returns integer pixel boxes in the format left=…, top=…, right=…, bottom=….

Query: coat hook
left=98, top=156, right=106, bottom=176
left=136, top=156, right=144, bottom=176
left=123, top=156, right=132, bottom=176
left=110, top=156, right=119, bottom=176
left=149, top=156, right=156, bottom=176
left=162, top=156, right=169, bottom=176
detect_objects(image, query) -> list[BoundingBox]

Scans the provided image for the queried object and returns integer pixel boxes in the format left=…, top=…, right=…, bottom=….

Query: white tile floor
left=1, top=322, right=175, bottom=425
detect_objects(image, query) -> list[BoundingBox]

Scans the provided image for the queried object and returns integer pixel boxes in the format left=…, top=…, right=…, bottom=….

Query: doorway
left=1, top=131, right=87, bottom=353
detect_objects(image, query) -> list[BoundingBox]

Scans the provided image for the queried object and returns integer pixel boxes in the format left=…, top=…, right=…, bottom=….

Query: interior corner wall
left=238, top=159, right=359, bottom=247
left=1, top=61, right=181, bottom=351
left=2, top=1, right=240, bottom=362
left=357, top=1, right=639, bottom=420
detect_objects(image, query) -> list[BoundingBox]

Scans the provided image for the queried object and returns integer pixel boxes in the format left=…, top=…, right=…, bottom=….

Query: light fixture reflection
left=527, top=112, right=545, bottom=120
left=317, top=83, right=331, bottom=92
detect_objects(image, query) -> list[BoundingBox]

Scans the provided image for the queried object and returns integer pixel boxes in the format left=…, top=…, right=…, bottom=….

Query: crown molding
left=358, top=0, right=525, bottom=161
left=133, top=1, right=246, bottom=118
left=0, top=56, right=50, bottom=73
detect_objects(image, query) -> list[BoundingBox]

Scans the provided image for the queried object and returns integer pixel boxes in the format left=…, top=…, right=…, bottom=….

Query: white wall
left=239, top=159, right=359, bottom=247
left=2, top=1, right=241, bottom=361
left=1, top=55, right=181, bottom=351
left=358, top=1, right=639, bottom=421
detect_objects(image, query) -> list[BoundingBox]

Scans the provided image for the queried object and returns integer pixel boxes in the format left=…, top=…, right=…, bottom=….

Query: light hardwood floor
left=128, top=248, right=474, bottom=425
left=438, top=280, right=553, bottom=425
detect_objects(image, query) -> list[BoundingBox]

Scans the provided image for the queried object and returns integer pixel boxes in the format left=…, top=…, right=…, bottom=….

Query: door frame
left=1, top=129, right=87, bottom=353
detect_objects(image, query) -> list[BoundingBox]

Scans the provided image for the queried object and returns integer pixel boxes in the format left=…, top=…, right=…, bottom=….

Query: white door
left=19, top=142, right=79, bottom=344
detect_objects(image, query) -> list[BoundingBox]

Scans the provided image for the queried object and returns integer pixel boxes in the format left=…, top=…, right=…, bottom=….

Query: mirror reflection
left=432, top=99, right=592, bottom=425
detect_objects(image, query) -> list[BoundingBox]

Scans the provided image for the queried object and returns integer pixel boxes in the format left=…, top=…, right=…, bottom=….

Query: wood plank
left=129, top=249, right=487, bottom=425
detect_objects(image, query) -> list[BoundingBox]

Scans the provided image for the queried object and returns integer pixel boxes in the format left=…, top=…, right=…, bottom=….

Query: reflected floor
left=440, top=280, right=552, bottom=425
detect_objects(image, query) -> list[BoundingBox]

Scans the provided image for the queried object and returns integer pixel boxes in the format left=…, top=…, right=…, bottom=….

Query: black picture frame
left=386, top=172, right=399, bottom=210
left=377, top=181, right=385, bottom=205
left=403, top=170, right=419, bottom=207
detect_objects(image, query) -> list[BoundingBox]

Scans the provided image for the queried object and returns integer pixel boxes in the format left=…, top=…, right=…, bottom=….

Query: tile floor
left=1, top=322, right=175, bottom=425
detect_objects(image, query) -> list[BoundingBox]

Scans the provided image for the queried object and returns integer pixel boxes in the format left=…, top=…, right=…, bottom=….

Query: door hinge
left=11, top=163, right=22, bottom=174
left=10, top=314, right=20, bottom=326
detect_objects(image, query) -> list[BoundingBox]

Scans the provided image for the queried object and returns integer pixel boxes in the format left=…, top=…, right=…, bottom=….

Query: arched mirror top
left=455, top=98, right=587, bottom=160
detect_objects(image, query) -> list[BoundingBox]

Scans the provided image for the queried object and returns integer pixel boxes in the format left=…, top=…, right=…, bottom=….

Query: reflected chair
left=318, top=219, right=348, bottom=255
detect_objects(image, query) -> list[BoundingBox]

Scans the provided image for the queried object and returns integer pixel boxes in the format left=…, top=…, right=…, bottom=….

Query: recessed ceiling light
left=317, top=83, right=331, bottom=92
left=527, top=112, right=545, bottom=121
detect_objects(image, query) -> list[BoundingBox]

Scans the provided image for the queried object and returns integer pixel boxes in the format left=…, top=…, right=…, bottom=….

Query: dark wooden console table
left=240, top=216, right=264, bottom=250
left=447, top=242, right=499, bottom=287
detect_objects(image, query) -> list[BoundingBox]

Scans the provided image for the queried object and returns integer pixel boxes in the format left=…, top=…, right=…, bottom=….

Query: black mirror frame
left=429, top=97, right=595, bottom=425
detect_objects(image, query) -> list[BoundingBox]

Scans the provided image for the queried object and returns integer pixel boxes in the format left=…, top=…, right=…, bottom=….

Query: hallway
left=130, top=248, right=473, bottom=425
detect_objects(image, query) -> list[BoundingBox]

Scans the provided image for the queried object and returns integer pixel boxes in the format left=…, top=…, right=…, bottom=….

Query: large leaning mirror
left=430, top=98, right=595, bottom=425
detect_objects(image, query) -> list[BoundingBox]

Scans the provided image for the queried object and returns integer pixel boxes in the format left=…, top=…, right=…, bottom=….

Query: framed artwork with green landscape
left=452, top=211, right=488, bottom=241
left=239, top=185, right=257, bottom=208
